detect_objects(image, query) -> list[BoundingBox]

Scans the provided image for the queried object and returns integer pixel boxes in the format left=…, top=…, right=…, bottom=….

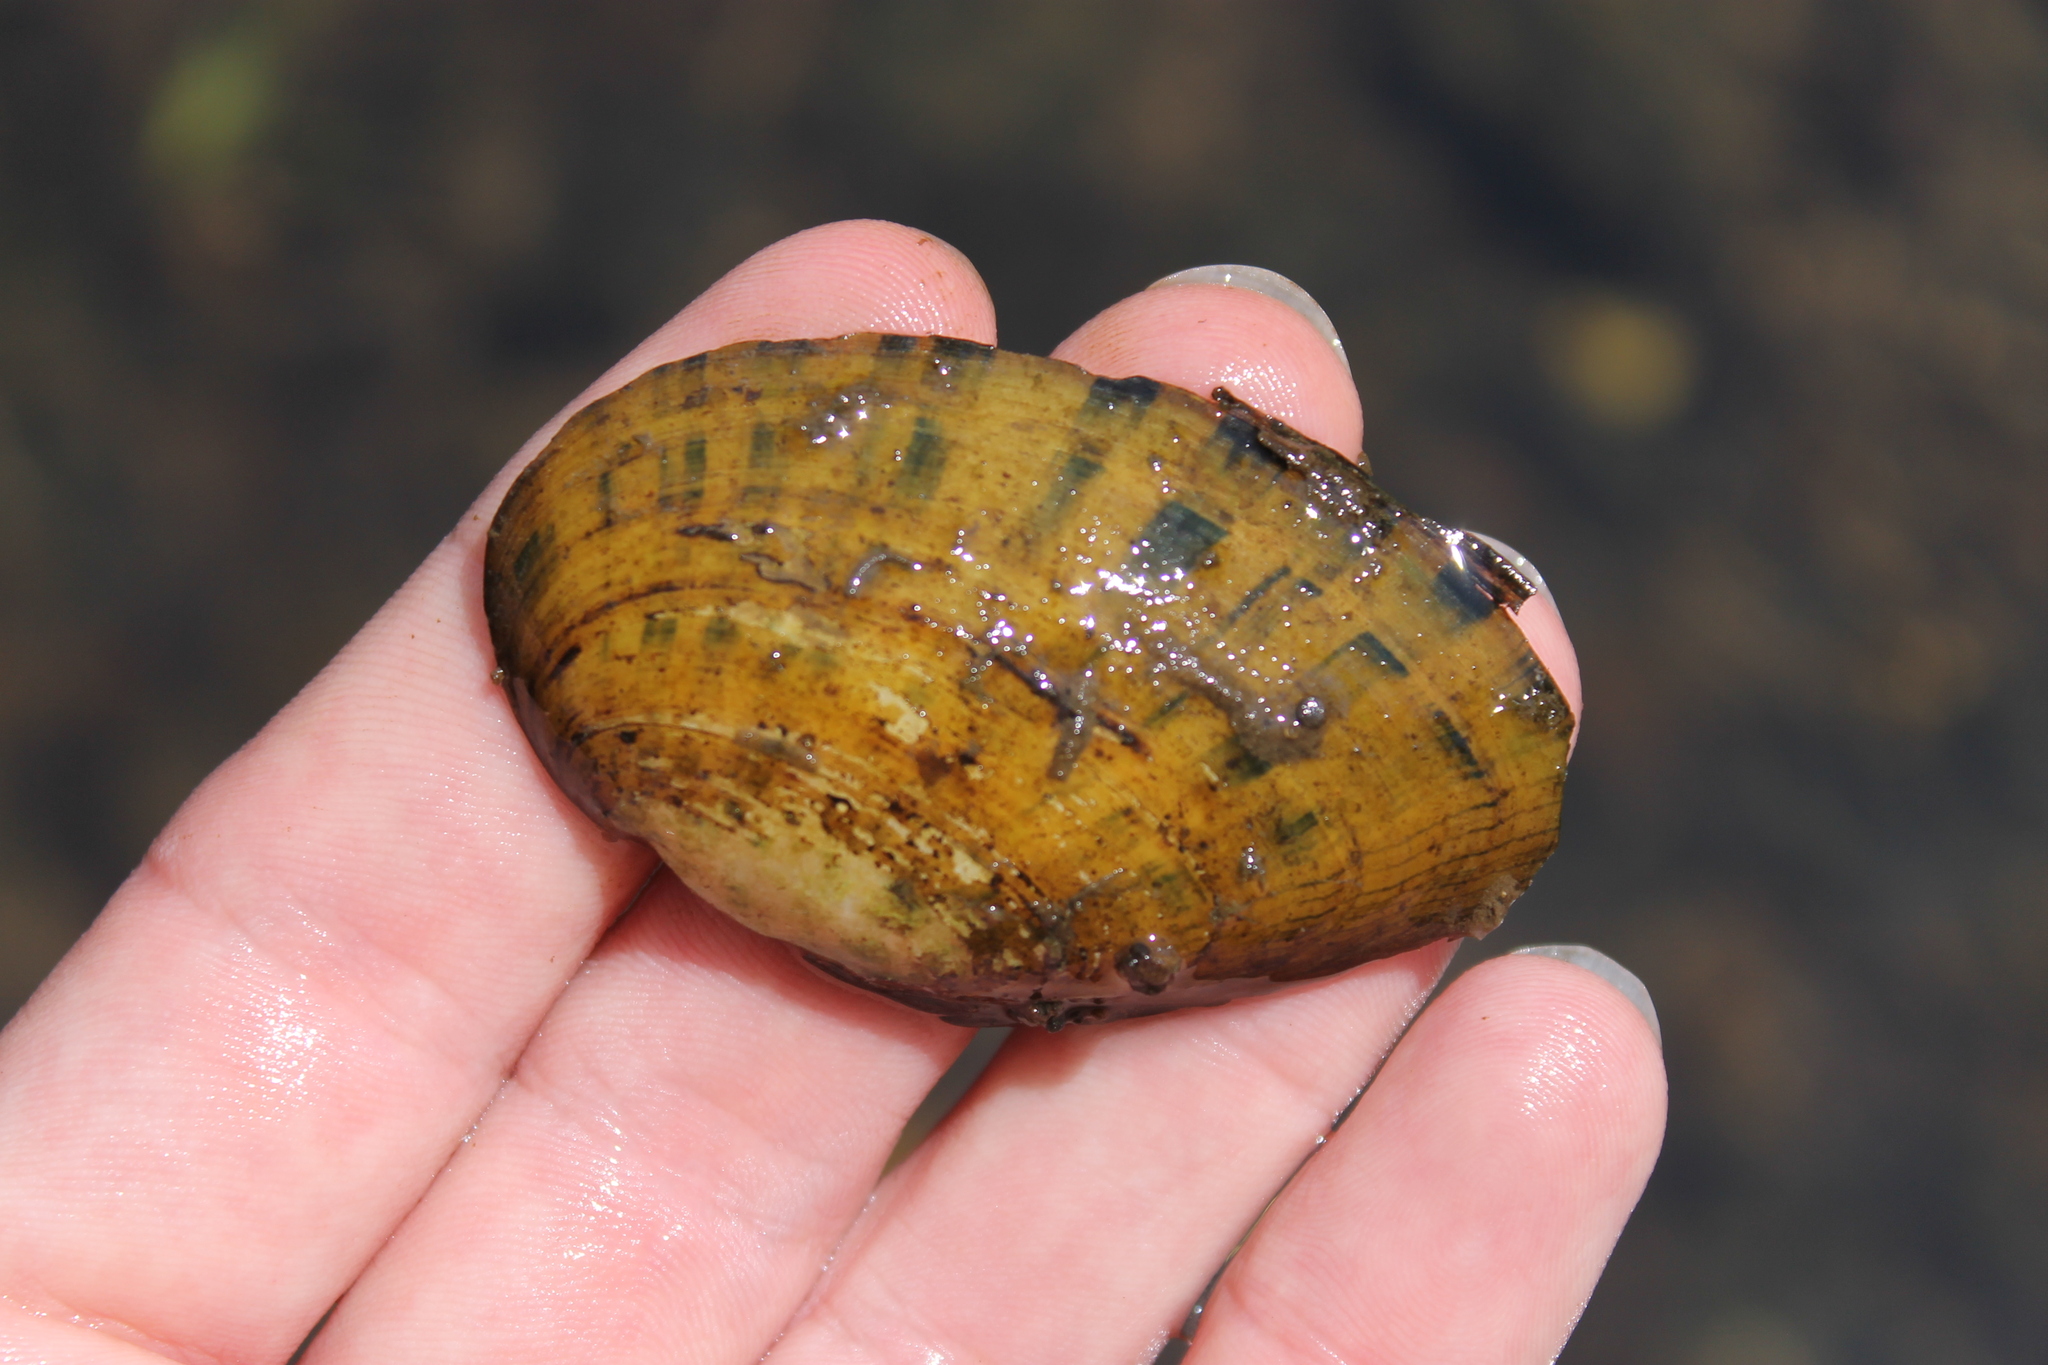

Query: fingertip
left=1510, top=944, right=1660, bottom=1046
left=1149, top=264, right=1348, bottom=363
left=662, top=219, right=999, bottom=352
left=610, top=219, right=995, bottom=389
left=1052, top=281, right=1363, bottom=455
left=1449, top=949, right=1668, bottom=1119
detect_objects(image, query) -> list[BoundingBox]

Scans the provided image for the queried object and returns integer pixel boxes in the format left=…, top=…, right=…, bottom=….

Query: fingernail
left=1149, top=264, right=1347, bottom=366
left=1467, top=532, right=1552, bottom=603
left=1511, top=944, right=1660, bottom=1045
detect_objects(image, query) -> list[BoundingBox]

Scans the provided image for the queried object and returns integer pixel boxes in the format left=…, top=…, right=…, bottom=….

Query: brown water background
left=4, top=3, right=2047, bottom=1360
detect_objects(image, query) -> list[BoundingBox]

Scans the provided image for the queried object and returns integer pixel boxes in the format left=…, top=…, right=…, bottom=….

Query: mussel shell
left=484, top=335, right=1571, bottom=1028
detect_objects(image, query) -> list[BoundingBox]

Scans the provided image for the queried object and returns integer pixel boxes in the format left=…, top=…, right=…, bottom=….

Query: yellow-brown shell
left=484, top=335, right=1572, bottom=1028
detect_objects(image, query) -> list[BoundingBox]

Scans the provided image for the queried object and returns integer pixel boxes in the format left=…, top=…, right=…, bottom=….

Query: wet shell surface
left=484, top=335, right=1573, bottom=1028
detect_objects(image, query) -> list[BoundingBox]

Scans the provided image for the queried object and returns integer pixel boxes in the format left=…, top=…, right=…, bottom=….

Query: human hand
left=0, top=221, right=1664, bottom=1364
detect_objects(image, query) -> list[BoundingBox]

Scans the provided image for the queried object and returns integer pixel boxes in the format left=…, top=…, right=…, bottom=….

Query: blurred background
left=3, top=1, right=2046, bottom=1359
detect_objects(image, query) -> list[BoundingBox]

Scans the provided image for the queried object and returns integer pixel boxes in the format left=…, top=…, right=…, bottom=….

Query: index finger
left=0, top=221, right=995, bottom=1365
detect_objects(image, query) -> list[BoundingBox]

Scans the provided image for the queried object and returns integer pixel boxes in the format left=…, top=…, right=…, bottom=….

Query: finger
left=1053, top=278, right=1364, bottom=453
left=0, top=220, right=993, bottom=1364
left=770, top=947, right=1453, bottom=1365
left=1186, top=953, right=1666, bottom=1365
left=765, top=279, right=1454, bottom=1365
left=308, top=875, right=963, bottom=1365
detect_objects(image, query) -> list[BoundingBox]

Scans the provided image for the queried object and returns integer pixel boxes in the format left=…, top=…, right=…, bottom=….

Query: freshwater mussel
left=484, top=335, right=1572, bottom=1028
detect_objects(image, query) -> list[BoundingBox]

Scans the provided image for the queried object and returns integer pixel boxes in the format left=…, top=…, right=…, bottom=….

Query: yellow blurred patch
left=1538, top=291, right=1698, bottom=433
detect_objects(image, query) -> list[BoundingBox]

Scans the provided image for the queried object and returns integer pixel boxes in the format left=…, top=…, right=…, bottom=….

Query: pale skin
left=0, top=220, right=1663, bottom=1365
